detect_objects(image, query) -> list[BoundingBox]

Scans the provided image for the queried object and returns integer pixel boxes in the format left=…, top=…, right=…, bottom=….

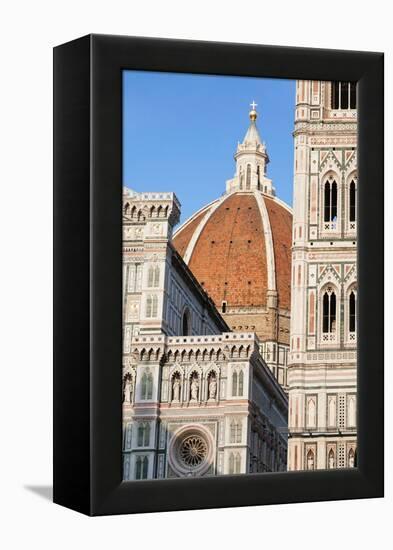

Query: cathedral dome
left=173, top=190, right=292, bottom=313
left=173, top=103, right=292, bottom=352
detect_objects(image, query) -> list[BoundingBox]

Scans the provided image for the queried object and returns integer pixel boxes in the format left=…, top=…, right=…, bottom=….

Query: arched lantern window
left=246, top=164, right=251, bottom=189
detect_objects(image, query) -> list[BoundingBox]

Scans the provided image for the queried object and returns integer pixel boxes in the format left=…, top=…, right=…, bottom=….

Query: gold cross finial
left=249, top=100, right=258, bottom=120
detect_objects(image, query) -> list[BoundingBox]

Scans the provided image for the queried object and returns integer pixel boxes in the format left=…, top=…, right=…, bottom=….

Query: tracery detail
left=179, top=435, right=208, bottom=468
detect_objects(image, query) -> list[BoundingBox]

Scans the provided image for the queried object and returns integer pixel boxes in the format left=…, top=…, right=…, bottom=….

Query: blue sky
left=123, top=71, right=296, bottom=223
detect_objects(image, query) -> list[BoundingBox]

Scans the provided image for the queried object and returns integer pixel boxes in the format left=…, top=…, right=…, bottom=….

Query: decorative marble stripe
left=253, top=191, right=276, bottom=291
left=183, top=193, right=232, bottom=265
left=173, top=197, right=219, bottom=239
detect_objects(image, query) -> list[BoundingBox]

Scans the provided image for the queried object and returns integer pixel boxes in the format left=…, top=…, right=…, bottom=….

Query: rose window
left=179, top=435, right=208, bottom=468
left=168, top=425, right=213, bottom=476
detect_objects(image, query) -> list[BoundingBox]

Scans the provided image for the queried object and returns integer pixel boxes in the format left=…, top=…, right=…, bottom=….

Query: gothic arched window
left=324, top=179, right=338, bottom=223
left=128, top=263, right=142, bottom=292
left=322, top=288, right=337, bottom=334
left=143, top=456, right=149, bottom=478
left=148, top=266, right=160, bottom=288
left=148, top=267, right=153, bottom=287
left=238, top=370, right=244, bottom=396
left=146, top=295, right=152, bottom=317
left=152, top=295, right=158, bottom=317
left=230, top=419, right=242, bottom=443
left=230, top=420, right=236, bottom=442
left=349, top=290, right=356, bottom=334
left=141, top=371, right=153, bottom=400
left=135, top=456, right=149, bottom=479
left=137, top=422, right=150, bottom=447
left=349, top=180, right=357, bottom=223
left=257, top=165, right=260, bottom=189
left=141, top=372, right=147, bottom=398
left=124, top=202, right=130, bottom=216
left=246, top=164, right=251, bottom=189
left=232, top=371, right=238, bottom=397
left=232, top=371, right=244, bottom=396
left=146, top=295, right=158, bottom=318
left=135, top=456, right=142, bottom=479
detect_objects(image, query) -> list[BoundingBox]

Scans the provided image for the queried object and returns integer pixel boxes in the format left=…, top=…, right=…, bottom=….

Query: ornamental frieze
left=310, top=137, right=357, bottom=146
left=123, top=255, right=144, bottom=263
left=305, top=352, right=357, bottom=361
left=294, top=121, right=357, bottom=132
left=143, top=242, right=168, bottom=250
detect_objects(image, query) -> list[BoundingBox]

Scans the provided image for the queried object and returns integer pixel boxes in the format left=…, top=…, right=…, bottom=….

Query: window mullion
left=338, top=80, right=341, bottom=109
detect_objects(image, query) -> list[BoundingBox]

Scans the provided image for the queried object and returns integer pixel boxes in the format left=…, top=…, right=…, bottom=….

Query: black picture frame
left=53, top=34, right=384, bottom=516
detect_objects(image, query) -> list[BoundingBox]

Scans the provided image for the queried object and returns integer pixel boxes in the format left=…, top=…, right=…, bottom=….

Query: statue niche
left=207, top=372, right=217, bottom=400
left=123, top=374, right=134, bottom=404
left=172, top=373, right=181, bottom=402
left=190, top=373, right=199, bottom=401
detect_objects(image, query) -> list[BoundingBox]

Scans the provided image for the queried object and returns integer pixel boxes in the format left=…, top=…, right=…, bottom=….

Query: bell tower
left=288, top=81, right=358, bottom=471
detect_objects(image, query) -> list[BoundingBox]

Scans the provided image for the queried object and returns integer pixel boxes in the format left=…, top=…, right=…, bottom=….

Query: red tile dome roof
left=173, top=191, right=292, bottom=312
